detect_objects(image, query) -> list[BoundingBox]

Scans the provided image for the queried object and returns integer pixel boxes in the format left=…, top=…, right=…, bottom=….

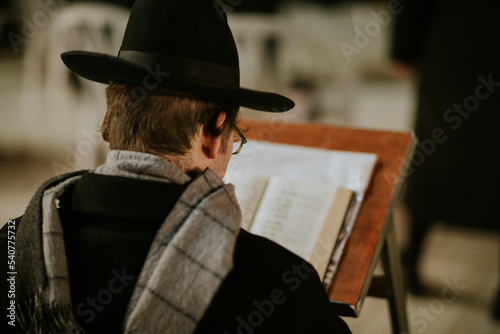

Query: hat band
left=118, top=50, right=240, bottom=87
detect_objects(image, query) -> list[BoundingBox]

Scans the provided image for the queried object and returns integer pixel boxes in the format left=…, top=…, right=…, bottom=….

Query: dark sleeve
left=0, top=217, right=22, bottom=334
left=195, top=230, right=351, bottom=334
left=391, top=0, right=437, bottom=66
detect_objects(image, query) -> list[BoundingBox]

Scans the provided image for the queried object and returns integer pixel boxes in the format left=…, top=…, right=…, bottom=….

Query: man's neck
left=160, top=152, right=203, bottom=178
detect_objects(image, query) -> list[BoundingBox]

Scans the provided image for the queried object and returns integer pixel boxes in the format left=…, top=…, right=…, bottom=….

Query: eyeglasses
left=232, top=124, right=247, bottom=155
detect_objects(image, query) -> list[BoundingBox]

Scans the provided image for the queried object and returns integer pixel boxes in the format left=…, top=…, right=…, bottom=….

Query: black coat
left=1, top=172, right=351, bottom=333
left=392, top=0, right=500, bottom=228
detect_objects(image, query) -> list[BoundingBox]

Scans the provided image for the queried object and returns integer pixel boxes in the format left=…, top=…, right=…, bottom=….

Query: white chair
left=227, top=13, right=287, bottom=94
left=227, top=4, right=359, bottom=124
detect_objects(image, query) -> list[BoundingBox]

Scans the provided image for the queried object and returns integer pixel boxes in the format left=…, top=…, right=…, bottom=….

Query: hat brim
left=61, top=51, right=294, bottom=112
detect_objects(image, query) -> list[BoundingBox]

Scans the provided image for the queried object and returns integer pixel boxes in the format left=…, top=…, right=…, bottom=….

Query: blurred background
left=0, top=0, right=498, bottom=333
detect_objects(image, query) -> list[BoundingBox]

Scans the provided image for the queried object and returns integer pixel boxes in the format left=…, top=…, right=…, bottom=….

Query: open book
left=226, top=140, right=377, bottom=284
left=232, top=173, right=354, bottom=279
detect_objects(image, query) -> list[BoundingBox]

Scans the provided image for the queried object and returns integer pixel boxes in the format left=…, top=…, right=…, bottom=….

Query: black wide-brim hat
left=61, top=0, right=294, bottom=112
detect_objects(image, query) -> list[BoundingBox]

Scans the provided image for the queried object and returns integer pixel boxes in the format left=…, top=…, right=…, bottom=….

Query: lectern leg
left=381, top=216, right=410, bottom=334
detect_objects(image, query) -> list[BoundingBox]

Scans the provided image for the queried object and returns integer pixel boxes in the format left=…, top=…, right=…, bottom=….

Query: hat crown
left=120, top=0, right=239, bottom=70
left=60, top=0, right=294, bottom=111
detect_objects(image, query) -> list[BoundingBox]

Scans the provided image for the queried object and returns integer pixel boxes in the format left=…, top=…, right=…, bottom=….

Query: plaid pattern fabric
left=118, top=154, right=241, bottom=333
left=16, top=151, right=241, bottom=333
left=16, top=170, right=89, bottom=334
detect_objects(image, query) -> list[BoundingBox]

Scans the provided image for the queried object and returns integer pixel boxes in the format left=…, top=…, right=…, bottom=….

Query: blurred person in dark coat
left=391, top=0, right=500, bottom=317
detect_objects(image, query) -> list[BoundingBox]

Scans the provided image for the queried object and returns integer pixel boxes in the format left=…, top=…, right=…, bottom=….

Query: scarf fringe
left=17, top=289, right=85, bottom=334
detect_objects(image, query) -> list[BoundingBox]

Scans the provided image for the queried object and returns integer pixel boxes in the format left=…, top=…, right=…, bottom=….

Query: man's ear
left=201, top=111, right=226, bottom=159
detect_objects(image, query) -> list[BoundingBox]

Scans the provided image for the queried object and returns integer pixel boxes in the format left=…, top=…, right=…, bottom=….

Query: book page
left=248, top=176, right=339, bottom=262
left=230, top=173, right=268, bottom=230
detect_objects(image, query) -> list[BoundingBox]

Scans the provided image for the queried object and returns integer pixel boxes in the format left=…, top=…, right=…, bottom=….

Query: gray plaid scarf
left=16, top=151, right=241, bottom=334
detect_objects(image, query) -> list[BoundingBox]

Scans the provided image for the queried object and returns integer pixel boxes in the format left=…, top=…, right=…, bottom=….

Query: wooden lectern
left=241, top=118, right=416, bottom=334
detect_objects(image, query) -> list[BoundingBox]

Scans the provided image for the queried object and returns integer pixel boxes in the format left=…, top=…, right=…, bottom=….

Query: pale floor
left=1, top=20, right=500, bottom=334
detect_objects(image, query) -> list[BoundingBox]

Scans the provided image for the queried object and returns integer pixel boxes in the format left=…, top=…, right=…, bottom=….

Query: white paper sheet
left=225, top=141, right=376, bottom=197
